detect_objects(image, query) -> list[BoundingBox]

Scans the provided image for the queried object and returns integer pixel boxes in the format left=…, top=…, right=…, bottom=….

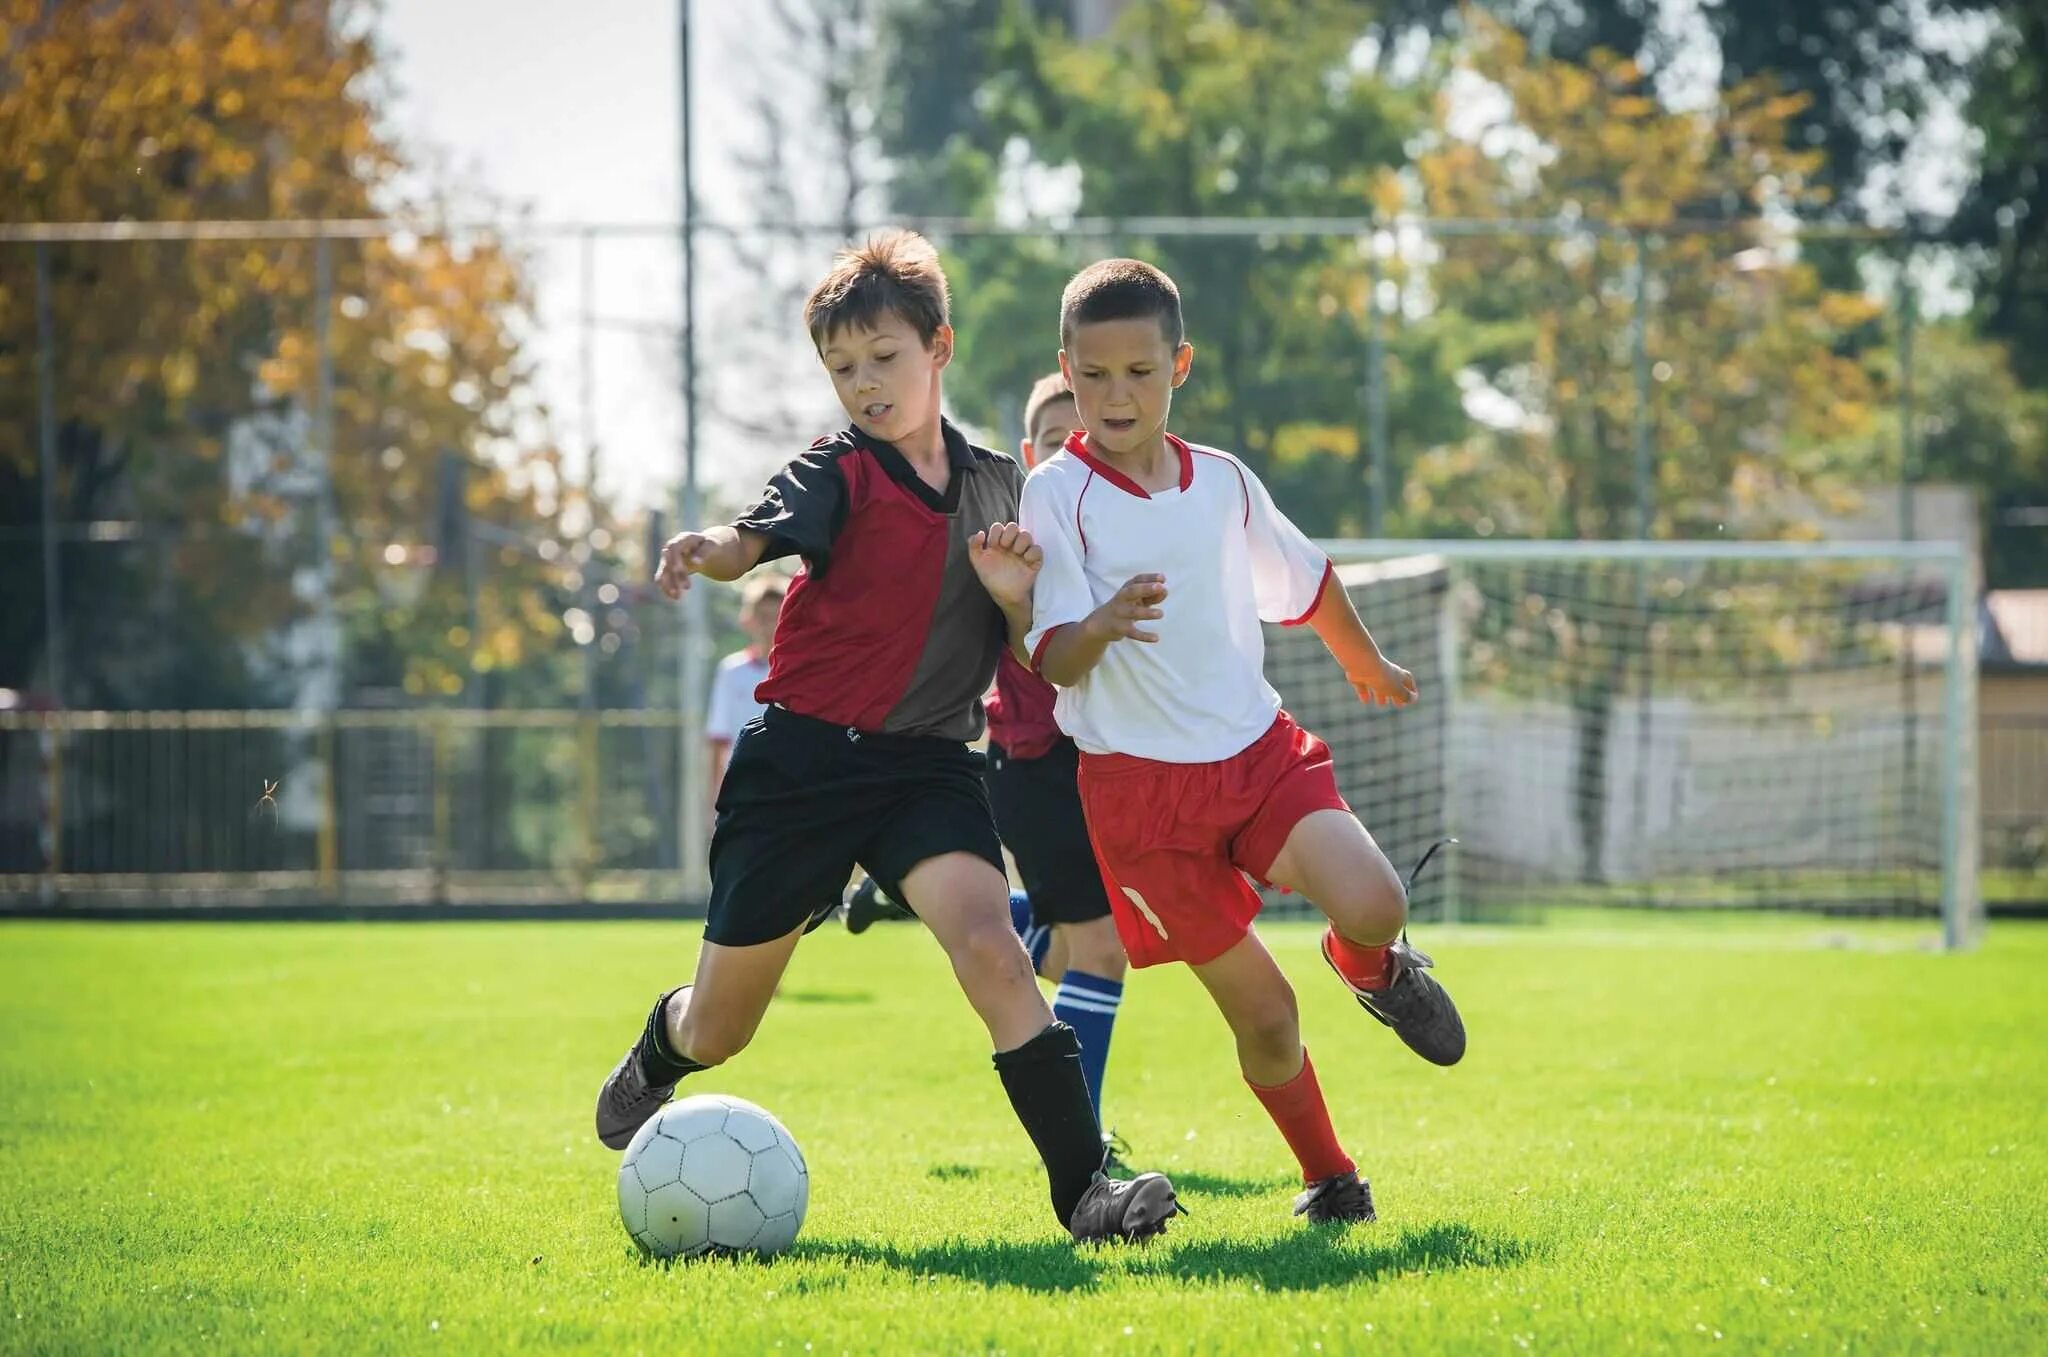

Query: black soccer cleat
left=594, top=987, right=688, bottom=1150
left=843, top=876, right=887, bottom=935
left=1323, top=933, right=1467, bottom=1066
left=1069, top=1170, right=1184, bottom=1245
left=843, top=876, right=912, bottom=935
left=1293, top=1170, right=1377, bottom=1224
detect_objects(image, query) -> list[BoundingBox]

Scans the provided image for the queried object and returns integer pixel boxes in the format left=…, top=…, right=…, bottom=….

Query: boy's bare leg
left=1265, top=809, right=1467, bottom=1067
left=594, top=920, right=803, bottom=1149
left=665, top=925, right=807, bottom=1066
left=902, top=851, right=1180, bottom=1241
left=1262, top=809, right=1406, bottom=948
left=1192, top=931, right=1369, bottom=1220
left=899, top=852, right=1054, bottom=1050
left=1051, top=916, right=1124, bottom=983
left=1037, top=927, right=1070, bottom=983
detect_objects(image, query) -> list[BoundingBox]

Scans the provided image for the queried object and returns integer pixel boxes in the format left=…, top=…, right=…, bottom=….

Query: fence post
left=34, top=242, right=66, bottom=712
left=317, top=718, right=339, bottom=904
left=579, top=711, right=601, bottom=900
left=677, top=2, right=710, bottom=900
left=1630, top=229, right=1654, bottom=539
left=40, top=720, right=63, bottom=900
left=431, top=713, right=452, bottom=904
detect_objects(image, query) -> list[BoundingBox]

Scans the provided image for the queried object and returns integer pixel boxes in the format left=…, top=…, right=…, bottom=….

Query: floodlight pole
left=676, top=0, right=709, bottom=897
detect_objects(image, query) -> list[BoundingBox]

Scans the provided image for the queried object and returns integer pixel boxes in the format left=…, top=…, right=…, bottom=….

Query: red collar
left=1064, top=431, right=1194, bottom=498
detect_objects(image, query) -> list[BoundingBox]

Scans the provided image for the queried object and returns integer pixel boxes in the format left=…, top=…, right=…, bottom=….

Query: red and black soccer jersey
left=986, top=649, right=1064, bottom=761
left=733, top=418, right=1024, bottom=742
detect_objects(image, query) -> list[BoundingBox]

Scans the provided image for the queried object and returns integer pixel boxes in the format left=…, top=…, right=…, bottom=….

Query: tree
left=872, top=0, right=1464, bottom=528
left=1951, top=4, right=2048, bottom=387
left=1409, top=20, right=1894, bottom=881
left=0, top=0, right=577, bottom=710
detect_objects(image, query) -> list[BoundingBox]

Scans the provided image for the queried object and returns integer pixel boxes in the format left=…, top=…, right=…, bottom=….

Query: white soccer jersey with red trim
left=1021, top=432, right=1333, bottom=763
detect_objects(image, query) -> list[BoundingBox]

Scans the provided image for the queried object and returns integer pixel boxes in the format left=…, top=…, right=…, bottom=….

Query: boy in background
left=705, top=574, right=787, bottom=803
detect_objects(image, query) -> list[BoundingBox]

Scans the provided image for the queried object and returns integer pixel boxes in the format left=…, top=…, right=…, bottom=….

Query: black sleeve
left=731, top=447, right=849, bottom=572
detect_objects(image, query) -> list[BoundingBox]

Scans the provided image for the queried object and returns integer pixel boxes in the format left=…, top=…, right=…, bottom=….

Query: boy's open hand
left=655, top=531, right=715, bottom=599
left=968, top=522, right=1042, bottom=609
left=1086, top=574, right=1168, bottom=644
left=1348, top=654, right=1419, bottom=708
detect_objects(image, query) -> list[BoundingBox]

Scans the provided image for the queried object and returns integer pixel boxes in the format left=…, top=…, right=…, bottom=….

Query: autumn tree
left=0, top=0, right=578, bottom=710
left=1401, top=19, right=1904, bottom=879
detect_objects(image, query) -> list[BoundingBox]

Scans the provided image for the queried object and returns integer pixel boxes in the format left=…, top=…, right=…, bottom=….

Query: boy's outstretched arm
left=1036, top=574, right=1168, bottom=687
left=655, top=527, right=770, bottom=598
left=1304, top=571, right=1418, bottom=708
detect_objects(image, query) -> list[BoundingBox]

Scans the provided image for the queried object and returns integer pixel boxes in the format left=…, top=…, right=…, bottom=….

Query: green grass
left=2, top=918, right=2044, bottom=1355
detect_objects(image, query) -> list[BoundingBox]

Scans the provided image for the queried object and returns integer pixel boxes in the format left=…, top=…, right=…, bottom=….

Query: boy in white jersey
left=1018, top=258, right=1467, bottom=1226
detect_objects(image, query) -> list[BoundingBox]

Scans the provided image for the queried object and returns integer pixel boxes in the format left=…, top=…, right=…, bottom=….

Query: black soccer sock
left=993, top=1022, right=1107, bottom=1227
left=636, top=987, right=706, bottom=1084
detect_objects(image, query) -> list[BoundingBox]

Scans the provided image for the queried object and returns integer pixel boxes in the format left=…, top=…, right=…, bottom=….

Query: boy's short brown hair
left=1023, top=372, right=1075, bottom=436
left=1059, top=258, right=1184, bottom=347
left=804, top=229, right=951, bottom=350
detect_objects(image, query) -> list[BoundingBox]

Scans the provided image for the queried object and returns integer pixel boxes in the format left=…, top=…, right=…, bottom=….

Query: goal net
left=1264, top=541, right=1980, bottom=945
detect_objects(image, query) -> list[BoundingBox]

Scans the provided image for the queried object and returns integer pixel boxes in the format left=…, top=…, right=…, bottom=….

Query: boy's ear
left=1018, top=437, right=1036, bottom=468
left=1170, top=341, right=1195, bottom=388
left=1057, top=349, right=1072, bottom=387
left=930, top=323, right=955, bottom=370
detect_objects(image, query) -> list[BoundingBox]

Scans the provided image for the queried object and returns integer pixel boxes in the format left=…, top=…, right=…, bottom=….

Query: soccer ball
left=618, top=1094, right=809, bottom=1259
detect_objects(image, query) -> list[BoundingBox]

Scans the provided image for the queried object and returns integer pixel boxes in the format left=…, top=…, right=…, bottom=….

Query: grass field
left=3, top=916, right=2044, bottom=1354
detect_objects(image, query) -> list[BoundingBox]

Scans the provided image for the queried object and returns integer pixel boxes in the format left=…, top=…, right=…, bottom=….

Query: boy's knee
left=1233, top=991, right=1301, bottom=1057
left=950, top=918, right=1037, bottom=988
left=1333, top=876, right=1407, bottom=946
left=1062, top=920, right=1127, bottom=979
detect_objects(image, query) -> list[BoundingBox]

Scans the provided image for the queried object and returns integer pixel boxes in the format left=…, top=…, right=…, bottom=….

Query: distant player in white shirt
left=705, top=574, right=787, bottom=803
left=1019, top=258, right=1467, bottom=1227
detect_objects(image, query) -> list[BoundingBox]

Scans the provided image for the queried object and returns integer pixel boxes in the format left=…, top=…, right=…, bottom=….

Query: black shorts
left=704, top=705, right=1004, bottom=947
left=986, top=736, right=1113, bottom=927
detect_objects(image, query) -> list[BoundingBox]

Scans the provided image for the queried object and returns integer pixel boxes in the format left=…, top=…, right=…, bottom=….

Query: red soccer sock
left=1324, top=926, right=1393, bottom=991
left=1247, top=1048, right=1355, bottom=1184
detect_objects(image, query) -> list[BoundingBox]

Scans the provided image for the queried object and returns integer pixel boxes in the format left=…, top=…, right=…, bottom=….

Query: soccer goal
left=1266, top=540, right=1981, bottom=948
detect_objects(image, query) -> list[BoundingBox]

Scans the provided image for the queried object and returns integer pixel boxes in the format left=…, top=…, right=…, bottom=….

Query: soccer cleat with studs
left=594, top=987, right=689, bottom=1150
left=1068, top=1170, right=1184, bottom=1245
left=1323, top=838, right=1467, bottom=1067
left=1293, top=1170, right=1376, bottom=1224
left=1323, top=933, right=1467, bottom=1066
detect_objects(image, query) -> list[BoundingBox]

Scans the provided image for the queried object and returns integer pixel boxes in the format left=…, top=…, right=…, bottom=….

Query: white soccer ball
left=618, top=1094, right=809, bottom=1259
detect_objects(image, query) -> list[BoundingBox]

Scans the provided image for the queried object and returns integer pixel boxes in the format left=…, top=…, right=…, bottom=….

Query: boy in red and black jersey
left=591, top=232, right=1178, bottom=1245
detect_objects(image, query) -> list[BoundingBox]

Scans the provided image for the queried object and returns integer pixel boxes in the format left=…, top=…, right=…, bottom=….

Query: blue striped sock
left=1009, top=891, right=1052, bottom=972
left=1052, top=970, right=1123, bottom=1118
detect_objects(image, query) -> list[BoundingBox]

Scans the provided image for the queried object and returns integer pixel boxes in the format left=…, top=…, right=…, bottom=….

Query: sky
left=376, top=0, right=767, bottom=512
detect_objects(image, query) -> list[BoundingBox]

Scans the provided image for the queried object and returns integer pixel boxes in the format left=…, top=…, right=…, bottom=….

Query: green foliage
left=875, top=0, right=1449, bottom=531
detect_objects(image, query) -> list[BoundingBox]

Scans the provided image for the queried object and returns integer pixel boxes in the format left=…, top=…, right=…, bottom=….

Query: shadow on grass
left=794, top=1237, right=1101, bottom=1292
left=927, top=1164, right=984, bottom=1181
left=776, top=989, right=874, bottom=1005
left=1167, top=1170, right=1280, bottom=1199
left=794, top=1221, right=1533, bottom=1294
left=1130, top=1220, right=1537, bottom=1292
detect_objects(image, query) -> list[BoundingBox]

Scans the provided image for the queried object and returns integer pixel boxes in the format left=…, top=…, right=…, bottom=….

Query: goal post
left=1264, top=539, right=1981, bottom=948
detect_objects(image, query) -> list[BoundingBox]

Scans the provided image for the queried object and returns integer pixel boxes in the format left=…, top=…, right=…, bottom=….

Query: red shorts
left=1076, top=711, right=1350, bottom=969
